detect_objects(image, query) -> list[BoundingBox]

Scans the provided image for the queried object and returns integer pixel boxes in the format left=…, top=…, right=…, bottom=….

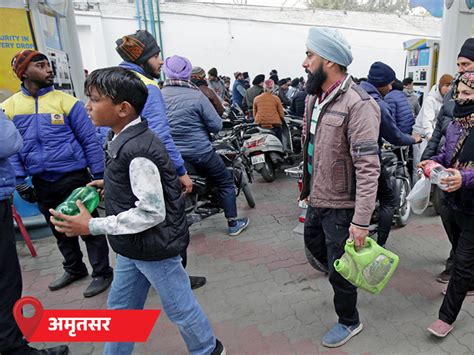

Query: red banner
left=14, top=297, right=160, bottom=342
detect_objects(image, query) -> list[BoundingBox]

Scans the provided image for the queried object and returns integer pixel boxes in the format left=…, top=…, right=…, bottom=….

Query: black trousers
left=376, top=165, right=397, bottom=246
left=304, top=206, right=359, bottom=326
left=32, top=170, right=112, bottom=278
left=0, top=199, right=28, bottom=353
left=436, top=188, right=461, bottom=271
left=439, top=210, right=474, bottom=324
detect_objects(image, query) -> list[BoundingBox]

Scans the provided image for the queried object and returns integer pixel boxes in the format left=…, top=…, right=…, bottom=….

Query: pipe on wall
left=134, top=0, right=141, bottom=29
left=141, top=0, right=148, bottom=32
left=147, top=0, right=157, bottom=38
left=155, top=0, right=164, bottom=60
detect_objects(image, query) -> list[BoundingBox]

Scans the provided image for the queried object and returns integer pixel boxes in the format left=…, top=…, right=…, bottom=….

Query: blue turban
left=306, top=27, right=353, bottom=67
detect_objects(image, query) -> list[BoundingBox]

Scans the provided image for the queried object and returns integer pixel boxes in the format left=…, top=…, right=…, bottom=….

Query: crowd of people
left=0, top=24, right=473, bottom=355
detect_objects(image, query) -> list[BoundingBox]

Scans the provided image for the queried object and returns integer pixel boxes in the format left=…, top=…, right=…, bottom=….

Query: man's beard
left=34, top=78, right=54, bottom=89
left=305, top=63, right=327, bottom=96
left=143, top=62, right=160, bottom=79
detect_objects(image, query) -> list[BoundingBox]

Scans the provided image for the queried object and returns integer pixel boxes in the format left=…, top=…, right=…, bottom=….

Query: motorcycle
left=243, top=116, right=303, bottom=183
left=285, top=143, right=412, bottom=271
left=185, top=123, right=256, bottom=226
left=222, top=103, right=245, bottom=123
left=377, top=143, right=412, bottom=228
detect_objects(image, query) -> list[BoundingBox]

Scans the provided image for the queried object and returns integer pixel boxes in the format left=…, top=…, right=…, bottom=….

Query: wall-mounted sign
left=0, top=8, right=36, bottom=101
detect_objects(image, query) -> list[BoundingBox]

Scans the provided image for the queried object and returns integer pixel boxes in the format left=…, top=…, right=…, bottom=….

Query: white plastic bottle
left=423, top=161, right=453, bottom=191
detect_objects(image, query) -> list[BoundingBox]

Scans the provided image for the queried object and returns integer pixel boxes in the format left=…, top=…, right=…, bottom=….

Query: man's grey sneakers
left=228, top=217, right=249, bottom=236
left=322, top=322, right=363, bottom=348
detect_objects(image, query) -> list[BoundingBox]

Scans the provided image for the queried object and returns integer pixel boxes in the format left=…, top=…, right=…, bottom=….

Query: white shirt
left=413, top=85, right=443, bottom=138
left=89, top=118, right=166, bottom=236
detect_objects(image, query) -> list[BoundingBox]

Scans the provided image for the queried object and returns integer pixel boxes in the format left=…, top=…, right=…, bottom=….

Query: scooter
left=243, top=117, right=302, bottom=182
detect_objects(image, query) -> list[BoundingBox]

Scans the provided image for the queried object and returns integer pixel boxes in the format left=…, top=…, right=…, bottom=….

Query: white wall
left=75, top=11, right=433, bottom=80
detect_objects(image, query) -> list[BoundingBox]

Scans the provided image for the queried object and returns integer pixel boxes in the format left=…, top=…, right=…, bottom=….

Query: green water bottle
left=55, top=186, right=100, bottom=218
left=334, top=237, right=399, bottom=294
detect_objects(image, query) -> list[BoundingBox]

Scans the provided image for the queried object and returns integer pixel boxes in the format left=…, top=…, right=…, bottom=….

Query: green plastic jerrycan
left=334, top=237, right=399, bottom=294
left=55, top=186, right=99, bottom=219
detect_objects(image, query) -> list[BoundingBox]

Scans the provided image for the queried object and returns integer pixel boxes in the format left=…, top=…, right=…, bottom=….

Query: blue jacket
left=161, top=84, right=222, bottom=158
left=232, top=80, right=246, bottom=109
left=384, top=89, right=415, bottom=134
left=119, top=62, right=186, bottom=176
left=1, top=86, right=104, bottom=182
left=359, top=81, right=416, bottom=146
left=0, top=111, right=23, bottom=200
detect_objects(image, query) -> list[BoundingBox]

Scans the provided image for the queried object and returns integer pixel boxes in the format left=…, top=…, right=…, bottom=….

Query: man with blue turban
left=299, top=27, right=382, bottom=348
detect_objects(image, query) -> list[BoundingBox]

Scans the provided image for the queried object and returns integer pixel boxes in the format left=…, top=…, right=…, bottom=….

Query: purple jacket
left=432, top=121, right=474, bottom=214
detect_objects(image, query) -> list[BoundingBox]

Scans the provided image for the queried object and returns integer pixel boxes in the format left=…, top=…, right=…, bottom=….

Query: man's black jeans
left=33, top=169, right=112, bottom=278
left=304, top=206, right=359, bottom=326
left=0, top=199, right=28, bottom=353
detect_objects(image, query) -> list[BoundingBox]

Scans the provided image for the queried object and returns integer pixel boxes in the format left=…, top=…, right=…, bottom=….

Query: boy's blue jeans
left=104, top=254, right=216, bottom=355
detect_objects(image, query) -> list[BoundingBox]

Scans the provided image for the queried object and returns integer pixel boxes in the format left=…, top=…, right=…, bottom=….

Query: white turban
left=306, top=27, right=353, bottom=67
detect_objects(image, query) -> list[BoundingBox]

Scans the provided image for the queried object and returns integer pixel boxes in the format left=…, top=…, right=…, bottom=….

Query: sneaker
left=83, top=275, right=113, bottom=298
left=436, top=269, right=451, bottom=284
left=228, top=217, right=249, bottom=236
left=210, top=339, right=226, bottom=355
left=48, top=271, right=88, bottom=291
left=190, top=276, right=207, bottom=290
left=427, top=319, right=453, bottom=337
left=322, top=322, right=363, bottom=348
left=442, top=288, right=474, bottom=296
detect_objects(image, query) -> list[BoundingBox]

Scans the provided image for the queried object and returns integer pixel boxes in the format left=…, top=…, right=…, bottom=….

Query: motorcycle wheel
left=304, top=245, right=328, bottom=274
left=260, top=155, right=276, bottom=182
left=395, top=178, right=411, bottom=227
left=240, top=171, right=256, bottom=208
left=242, top=184, right=256, bottom=208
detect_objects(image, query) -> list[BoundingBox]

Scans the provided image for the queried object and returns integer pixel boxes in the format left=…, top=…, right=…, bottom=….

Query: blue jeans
left=104, top=255, right=216, bottom=355
left=184, top=151, right=237, bottom=219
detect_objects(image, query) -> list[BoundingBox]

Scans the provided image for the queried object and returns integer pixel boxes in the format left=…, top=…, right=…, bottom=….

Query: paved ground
left=17, top=172, right=474, bottom=354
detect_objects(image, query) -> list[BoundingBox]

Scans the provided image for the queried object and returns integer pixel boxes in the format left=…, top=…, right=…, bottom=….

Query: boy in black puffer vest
left=49, top=67, right=225, bottom=355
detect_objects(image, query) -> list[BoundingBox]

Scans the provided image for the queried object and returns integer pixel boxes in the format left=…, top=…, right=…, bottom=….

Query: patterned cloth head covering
left=11, top=50, right=45, bottom=80
left=191, top=66, right=206, bottom=79
left=453, top=71, right=474, bottom=103
left=458, top=71, right=474, bottom=89
left=115, top=30, right=161, bottom=65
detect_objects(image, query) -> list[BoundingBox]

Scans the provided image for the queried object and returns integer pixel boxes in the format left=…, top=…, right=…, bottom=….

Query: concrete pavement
left=16, top=173, right=474, bottom=354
